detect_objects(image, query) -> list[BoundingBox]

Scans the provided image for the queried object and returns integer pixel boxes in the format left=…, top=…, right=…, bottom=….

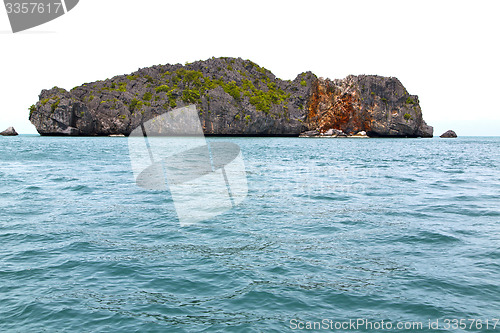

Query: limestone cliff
left=29, top=57, right=433, bottom=137
left=308, top=76, right=433, bottom=137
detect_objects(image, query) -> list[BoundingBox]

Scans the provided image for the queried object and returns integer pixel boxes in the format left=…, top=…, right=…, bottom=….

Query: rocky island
left=29, top=57, right=433, bottom=137
left=0, top=127, right=18, bottom=136
left=440, top=130, right=458, bottom=138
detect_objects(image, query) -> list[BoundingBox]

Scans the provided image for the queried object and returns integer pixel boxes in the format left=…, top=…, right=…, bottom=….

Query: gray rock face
left=29, top=57, right=433, bottom=137
left=299, top=130, right=320, bottom=137
left=0, top=127, right=18, bottom=136
left=440, top=130, right=458, bottom=138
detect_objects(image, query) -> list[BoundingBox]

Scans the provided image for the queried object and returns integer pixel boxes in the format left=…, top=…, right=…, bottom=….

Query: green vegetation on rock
left=223, top=81, right=241, bottom=100
left=169, top=98, right=177, bottom=108
left=113, top=64, right=291, bottom=115
left=51, top=99, right=60, bottom=113
left=129, top=98, right=144, bottom=111
left=118, top=83, right=127, bottom=92
left=155, top=85, right=170, bottom=93
left=182, top=89, right=201, bottom=104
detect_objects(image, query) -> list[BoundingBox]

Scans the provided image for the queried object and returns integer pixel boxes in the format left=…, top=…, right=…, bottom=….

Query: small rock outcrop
left=0, top=127, right=18, bottom=136
left=440, top=130, right=457, bottom=138
left=29, top=57, right=433, bottom=137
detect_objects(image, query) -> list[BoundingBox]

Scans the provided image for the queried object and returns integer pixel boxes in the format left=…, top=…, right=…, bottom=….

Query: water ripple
left=0, top=136, right=499, bottom=331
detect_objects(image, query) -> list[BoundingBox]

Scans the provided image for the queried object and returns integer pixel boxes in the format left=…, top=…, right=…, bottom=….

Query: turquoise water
left=1, top=136, right=499, bottom=332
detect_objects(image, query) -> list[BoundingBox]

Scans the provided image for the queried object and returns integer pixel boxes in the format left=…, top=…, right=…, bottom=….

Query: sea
left=1, top=136, right=499, bottom=332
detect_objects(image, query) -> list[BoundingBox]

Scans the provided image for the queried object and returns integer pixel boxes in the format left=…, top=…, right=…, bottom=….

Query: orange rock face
left=307, top=79, right=371, bottom=135
left=306, top=75, right=433, bottom=137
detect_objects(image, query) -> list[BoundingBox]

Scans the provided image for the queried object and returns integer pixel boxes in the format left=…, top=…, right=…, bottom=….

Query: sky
left=0, top=0, right=498, bottom=136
